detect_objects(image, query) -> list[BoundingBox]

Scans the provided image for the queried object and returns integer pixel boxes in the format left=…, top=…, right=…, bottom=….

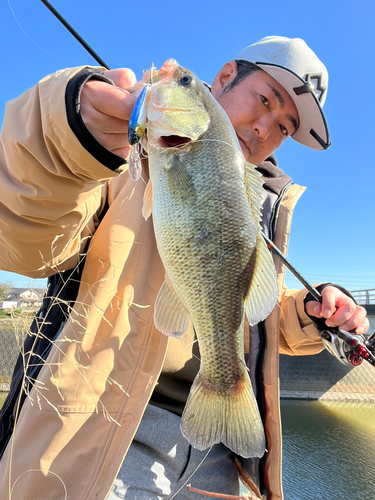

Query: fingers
left=110, top=145, right=132, bottom=159
left=305, top=301, right=324, bottom=319
left=81, top=80, right=137, bottom=122
left=78, top=68, right=139, bottom=160
left=104, top=68, right=137, bottom=90
left=331, top=307, right=369, bottom=335
left=321, top=286, right=356, bottom=327
left=305, top=286, right=369, bottom=335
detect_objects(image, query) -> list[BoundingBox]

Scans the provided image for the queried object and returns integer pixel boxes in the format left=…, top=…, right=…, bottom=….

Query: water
left=238, top=400, right=375, bottom=499
left=1, top=394, right=375, bottom=498
left=280, top=400, right=375, bottom=500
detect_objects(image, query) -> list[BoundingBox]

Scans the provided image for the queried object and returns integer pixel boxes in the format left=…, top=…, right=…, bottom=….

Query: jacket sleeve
left=0, top=66, right=128, bottom=278
left=278, top=285, right=325, bottom=355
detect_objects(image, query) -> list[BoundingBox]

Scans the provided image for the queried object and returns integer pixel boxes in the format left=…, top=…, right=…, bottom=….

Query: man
left=0, top=36, right=368, bottom=499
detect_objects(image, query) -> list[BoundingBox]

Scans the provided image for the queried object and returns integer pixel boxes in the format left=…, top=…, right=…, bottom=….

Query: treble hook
left=149, top=62, right=155, bottom=84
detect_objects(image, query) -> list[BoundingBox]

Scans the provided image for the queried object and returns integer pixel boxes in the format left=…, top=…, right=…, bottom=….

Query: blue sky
left=0, top=0, right=374, bottom=292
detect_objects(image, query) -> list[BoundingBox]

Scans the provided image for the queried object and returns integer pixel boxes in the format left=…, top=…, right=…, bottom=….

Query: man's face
left=211, top=62, right=299, bottom=165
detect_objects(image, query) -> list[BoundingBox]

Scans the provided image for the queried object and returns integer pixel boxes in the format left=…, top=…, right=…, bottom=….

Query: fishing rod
left=40, top=0, right=110, bottom=69
left=262, top=231, right=375, bottom=369
left=40, top=1, right=375, bottom=370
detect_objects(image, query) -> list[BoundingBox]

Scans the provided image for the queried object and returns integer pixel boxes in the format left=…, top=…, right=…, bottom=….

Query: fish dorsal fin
left=154, top=275, right=191, bottom=338
left=243, top=161, right=264, bottom=225
left=244, top=233, right=278, bottom=326
left=142, top=179, right=153, bottom=221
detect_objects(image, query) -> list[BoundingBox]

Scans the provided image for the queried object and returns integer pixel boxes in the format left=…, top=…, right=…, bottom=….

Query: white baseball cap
left=235, top=36, right=330, bottom=150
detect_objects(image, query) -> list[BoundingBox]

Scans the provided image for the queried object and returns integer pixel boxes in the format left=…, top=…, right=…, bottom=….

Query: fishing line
left=146, top=138, right=238, bottom=163
left=6, top=0, right=81, bottom=65
left=192, top=138, right=237, bottom=148
left=168, top=446, right=213, bottom=500
left=185, top=339, right=201, bottom=362
left=171, top=138, right=237, bottom=151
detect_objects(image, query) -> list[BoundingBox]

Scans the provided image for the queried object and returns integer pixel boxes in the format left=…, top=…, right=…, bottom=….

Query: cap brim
left=256, top=63, right=330, bottom=150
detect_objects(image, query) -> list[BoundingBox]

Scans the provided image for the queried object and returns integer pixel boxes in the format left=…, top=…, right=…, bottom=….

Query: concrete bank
left=0, top=329, right=19, bottom=392
left=280, top=349, right=375, bottom=402
left=280, top=306, right=375, bottom=402
left=1, top=309, right=375, bottom=401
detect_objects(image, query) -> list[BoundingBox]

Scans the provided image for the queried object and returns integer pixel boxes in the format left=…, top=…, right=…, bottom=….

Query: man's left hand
left=305, top=285, right=369, bottom=335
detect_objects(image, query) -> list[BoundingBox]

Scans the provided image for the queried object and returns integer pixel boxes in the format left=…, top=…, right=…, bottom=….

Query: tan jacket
left=0, top=66, right=324, bottom=500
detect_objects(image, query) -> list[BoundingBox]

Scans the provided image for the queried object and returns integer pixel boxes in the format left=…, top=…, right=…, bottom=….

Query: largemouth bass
left=142, top=59, right=278, bottom=458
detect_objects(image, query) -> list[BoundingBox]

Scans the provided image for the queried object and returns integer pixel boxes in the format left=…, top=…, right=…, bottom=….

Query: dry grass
left=0, top=317, right=17, bottom=331
left=0, top=310, right=36, bottom=332
left=3, top=260, right=129, bottom=498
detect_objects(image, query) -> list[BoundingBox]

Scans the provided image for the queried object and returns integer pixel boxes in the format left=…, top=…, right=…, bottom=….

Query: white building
left=0, top=288, right=46, bottom=309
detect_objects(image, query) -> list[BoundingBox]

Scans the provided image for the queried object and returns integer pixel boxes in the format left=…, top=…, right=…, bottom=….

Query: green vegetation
left=0, top=308, right=38, bottom=333
left=0, top=392, right=7, bottom=409
left=0, top=309, right=22, bottom=318
left=0, top=282, right=12, bottom=301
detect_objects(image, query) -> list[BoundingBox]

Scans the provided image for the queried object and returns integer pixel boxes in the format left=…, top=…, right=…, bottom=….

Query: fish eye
left=179, top=75, right=193, bottom=86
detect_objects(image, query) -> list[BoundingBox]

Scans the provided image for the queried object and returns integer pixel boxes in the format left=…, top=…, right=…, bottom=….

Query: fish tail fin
left=181, top=371, right=265, bottom=458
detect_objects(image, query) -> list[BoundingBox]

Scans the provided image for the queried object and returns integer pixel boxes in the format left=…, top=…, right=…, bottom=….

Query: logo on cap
left=293, top=73, right=327, bottom=104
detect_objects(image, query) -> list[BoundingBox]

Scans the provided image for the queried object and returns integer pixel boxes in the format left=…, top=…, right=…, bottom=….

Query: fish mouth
left=160, top=135, right=192, bottom=148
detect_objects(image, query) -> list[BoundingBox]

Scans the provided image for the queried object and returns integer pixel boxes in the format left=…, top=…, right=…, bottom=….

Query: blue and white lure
left=127, top=63, right=154, bottom=182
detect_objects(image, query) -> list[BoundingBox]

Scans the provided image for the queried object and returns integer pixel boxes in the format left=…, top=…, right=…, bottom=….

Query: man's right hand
left=80, top=68, right=138, bottom=161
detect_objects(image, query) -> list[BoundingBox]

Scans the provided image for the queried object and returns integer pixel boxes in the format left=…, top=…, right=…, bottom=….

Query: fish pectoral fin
left=243, top=163, right=278, bottom=325
left=244, top=233, right=278, bottom=326
left=154, top=277, right=191, bottom=338
left=181, top=371, right=265, bottom=459
left=243, top=162, right=264, bottom=225
left=167, top=156, right=196, bottom=198
left=142, top=180, right=153, bottom=220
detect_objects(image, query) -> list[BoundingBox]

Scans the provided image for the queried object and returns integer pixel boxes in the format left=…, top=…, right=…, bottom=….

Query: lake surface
left=279, top=400, right=375, bottom=499
left=1, top=394, right=374, bottom=498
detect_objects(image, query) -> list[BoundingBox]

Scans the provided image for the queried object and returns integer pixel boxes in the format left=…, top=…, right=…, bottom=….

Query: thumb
left=305, top=301, right=324, bottom=318
left=104, top=68, right=137, bottom=90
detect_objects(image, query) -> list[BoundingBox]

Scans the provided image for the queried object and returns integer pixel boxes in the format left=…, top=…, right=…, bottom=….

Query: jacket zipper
left=269, top=181, right=292, bottom=241
left=256, top=181, right=292, bottom=496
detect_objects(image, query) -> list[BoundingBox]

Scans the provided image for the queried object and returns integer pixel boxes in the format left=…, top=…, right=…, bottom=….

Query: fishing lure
left=128, top=86, right=148, bottom=182
left=127, top=64, right=155, bottom=182
left=128, top=84, right=149, bottom=147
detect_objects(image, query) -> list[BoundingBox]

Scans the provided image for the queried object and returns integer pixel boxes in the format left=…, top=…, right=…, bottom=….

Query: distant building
left=0, top=287, right=46, bottom=309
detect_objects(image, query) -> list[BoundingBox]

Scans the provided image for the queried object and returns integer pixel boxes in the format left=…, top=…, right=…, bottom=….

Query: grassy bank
left=0, top=310, right=36, bottom=332
left=0, top=317, right=15, bottom=331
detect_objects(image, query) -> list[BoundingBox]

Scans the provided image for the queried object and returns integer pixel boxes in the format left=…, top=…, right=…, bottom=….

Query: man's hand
left=305, top=285, right=369, bottom=335
left=80, top=68, right=138, bottom=160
